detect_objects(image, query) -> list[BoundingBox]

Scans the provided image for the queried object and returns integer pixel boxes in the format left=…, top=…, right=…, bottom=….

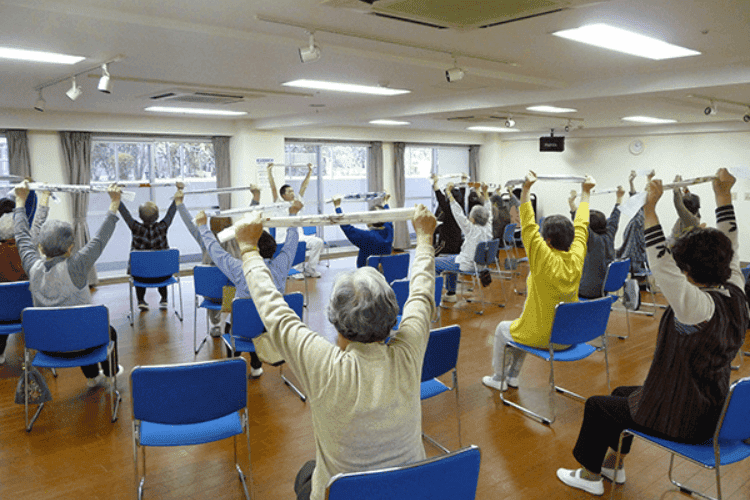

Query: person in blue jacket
left=333, top=192, right=393, bottom=268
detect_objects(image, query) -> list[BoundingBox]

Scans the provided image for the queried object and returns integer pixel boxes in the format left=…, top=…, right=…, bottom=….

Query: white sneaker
left=249, top=366, right=264, bottom=378
left=600, top=466, right=626, bottom=484
left=86, top=373, right=107, bottom=388
left=556, top=468, right=604, bottom=496
left=137, top=301, right=149, bottom=311
left=304, top=269, right=321, bottom=278
left=291, top=272, right=306, bottom=280
left=482, top=375, right=508, bottom=392
left=0, top=353, right=5, bottom=365
left=159, top=300, right=168, bottom=310
left=443, top=293, right=457, bottom=303
left=210, top=326, right=222, bottom=338
left=507, top=375, right=519, bottom=388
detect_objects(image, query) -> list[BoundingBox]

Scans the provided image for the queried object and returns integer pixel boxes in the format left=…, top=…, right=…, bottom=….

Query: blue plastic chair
left=367, top=253, right=410, bottom=285
left=128, top=249, right=183, bottom=325
left=421, top=325, right=462, bottom=453
left=193, top=265, right=230, bottom=355
left=391, top=275, right=444, bottom=329
left=0, top=281, right=33, bottom=356
left=742, top=265, right=750, bottom=283
left=454, top=239, right=505, bottom=315
left=130, top=357, right=252, bottom=500
left=22, top=304, right=121, bottom=431
left=222, top=293, right=307, bottom=402
left=600, top=258, right=631, bottom=339
left=285, top=241, right=308, bottom=308
left=611, top=376, right=750, bottom=500
left=325, top=444, right=481, bottom=500
left=500, top=296, right=616, bottom=425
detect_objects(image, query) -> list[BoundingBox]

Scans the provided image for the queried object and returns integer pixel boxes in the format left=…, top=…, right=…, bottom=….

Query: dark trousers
left=133, top=276, right=169, bottom=302
left=573, top=385, right=677, bottom=473
left=294, top=460, right=315, bottom=500
left=0, top=334, right=8, bottom=355
left=223, top=322, right=262, bottom=369
left=42, top=326, right=119, bottom=379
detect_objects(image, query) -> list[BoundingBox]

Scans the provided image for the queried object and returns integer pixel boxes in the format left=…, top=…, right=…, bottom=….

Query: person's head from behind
left=257, top=231, right=277, bottom=259
left=541, top=215, right=575, bottom=251
left=39, top=220, right=74, bottom=258
left=672, top=227, right=732, bottom=286
left=683, top=193, right=701, bottom=217
left=467, top=190, right=482, bottom=212
left=0, top=198, right=15, bottom=216
left=328, top=266, right=399, bottom=344
left=280, top=184, right=295, bottom=202
left=589, top=210, right=607, bottom=236
left=138, top=201, right=159, bottom=225
left=367, top=203, right=386, bottom=229
left=0, top=213, right=13, bottom=241
left=468, top=204, right=489, bottom=227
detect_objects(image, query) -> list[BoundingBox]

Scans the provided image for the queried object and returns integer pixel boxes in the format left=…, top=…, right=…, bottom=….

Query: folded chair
left=193, top=265, right=230, bottom=355
left=22, top=304, right=121, bottom=431
left=128, top=249, right=183, bottom=325
left=325, top=445, right=481, bottom=500
left=611, top=376, right=750, bottom=500
left=500, top=296, right=615, bottom=425
left=131, top=358, right=253, bottom=500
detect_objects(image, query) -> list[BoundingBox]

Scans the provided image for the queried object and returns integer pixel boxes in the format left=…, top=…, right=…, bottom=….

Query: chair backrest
left=325, top=444, right=481, bottom=500
left=473, top=239, right=500, bottom=267
left=742, top=266, right=750, bottom=284
left=0, top=281, right=33, bottom=322
left=548, top=296, right=616, bottom=346
left=391, top=278, right=409, bottom=314
left=284, top=292, right=304, bottom=318
left=22, top=304, right=110, bottom=353
left=291, top=241, right=307, bottom=267
left=194, top=265, right=230, bottom=299
left=131, top=358, right=247, bottom=425
left=717, top=376, right=750, bottom=441
left=602, top=259, right=631, bottom=295
left=230, top=298, right=266, bottom=340
left=303, top=226, right=318, bottom=236
left=368, top=253, right=410, bottom=284
left=421, top=325, right=461, bottom=382
left=502, top=223, right=517, bottom=246
left=434, top=275, right=444, bottom=309
left=130, top=249, right=180, bottom=278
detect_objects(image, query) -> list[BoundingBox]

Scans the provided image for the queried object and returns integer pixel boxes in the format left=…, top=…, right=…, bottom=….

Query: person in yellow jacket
left=483, top=171, right=593, bottom=391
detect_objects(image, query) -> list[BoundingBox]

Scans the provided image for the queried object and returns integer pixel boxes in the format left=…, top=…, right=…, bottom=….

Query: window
left=89, top=137, right=216, bottom=275
left=0, top=136, right=10, bottom=196
left=284, top=142, right=370, bottom=245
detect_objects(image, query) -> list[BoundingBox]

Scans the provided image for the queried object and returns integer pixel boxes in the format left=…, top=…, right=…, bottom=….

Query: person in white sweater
left=234, top=205, right=436, bottom=500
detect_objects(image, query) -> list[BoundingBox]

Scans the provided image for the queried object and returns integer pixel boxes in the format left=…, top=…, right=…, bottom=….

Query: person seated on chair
left=431, top=174, right=465, bottom=255
left=556, top=168, right=747, bottom=496
left=13, top=181, right=124, bottom=388
left=235, top=205, right=436, bottom=500
left=192, top=201, right=301, bottom=378
left=434, top=182, right=493, bottom=302
left=118, top=187, right=179, bottom=311
left=483, top=171, right=593, bottom=392
left=617, top=170, right=654, bottom=278
left=568, top=186, right=625, bottom=299
left=267, top=163, right=324, bottom=278
left=332, top=192, right=393, bottom=268
left=175, top=182, right=245, bottom=337
left=668, top=175, right=702, bottom=246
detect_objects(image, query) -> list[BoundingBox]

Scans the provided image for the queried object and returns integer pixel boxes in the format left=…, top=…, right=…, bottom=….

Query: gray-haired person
left=234, top=205, right=436, bottom=500
left=13, top=181, right=123, bottom=388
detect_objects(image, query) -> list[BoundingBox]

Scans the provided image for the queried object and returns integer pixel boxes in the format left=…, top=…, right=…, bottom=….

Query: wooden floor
left=1, top=253, right=749, bottom=500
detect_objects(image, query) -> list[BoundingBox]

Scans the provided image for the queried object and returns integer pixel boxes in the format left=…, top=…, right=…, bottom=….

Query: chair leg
left=280, top=364, right=307, bottom=402
left=237, top=410, right=254, bottom=500
left=24, top=350, right=45, bottom=432
left=499, top=345, right=554, bottom=425
left=666, top=453, right=721, bottom=500
left=129, top=281, right=135, bottom=326
left=109, top=349, right=122, bottom=422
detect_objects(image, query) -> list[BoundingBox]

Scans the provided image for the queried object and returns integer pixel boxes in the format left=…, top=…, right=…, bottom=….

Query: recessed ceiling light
left=622, top=116, right=677, bottom=124
left=282, top=79, right=410, bottom=96
left=552, top=24, right=701, bottom=60
left=0, top=47, right=85, bottom=64
left=369, top=119, right=410, bottom=126
left=467, top=126, right=520, bottom=133
left=145, top=106, right=248, bottom=116
left=526, top=105, right=577, bottom=113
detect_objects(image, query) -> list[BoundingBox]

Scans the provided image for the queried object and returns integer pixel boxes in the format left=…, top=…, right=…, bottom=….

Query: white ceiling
left=1, top=0, right=749, bottom=135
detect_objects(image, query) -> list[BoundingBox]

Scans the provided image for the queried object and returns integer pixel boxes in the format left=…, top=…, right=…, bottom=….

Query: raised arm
left=161, top=198, right=177, bottom=227
left=672, top=176, right=701, bottom=230
left=13, top=182, right=41, bottom=273
left=118, top=201, right=137, bottom=230
left=298, top=163, right=313, bottom=198
left=267, top=163, right=279, bottom=203
left=30, top=190, right=51, bottom=242
left=175, top=185, right=204, bottom=251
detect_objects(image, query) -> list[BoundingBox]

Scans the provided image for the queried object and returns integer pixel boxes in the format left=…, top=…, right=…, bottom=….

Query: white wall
left=481, top=130, right=750, bottom=260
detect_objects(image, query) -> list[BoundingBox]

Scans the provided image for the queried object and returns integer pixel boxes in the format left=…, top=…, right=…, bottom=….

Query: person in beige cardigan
left=234, top=206, right=436, bottom=500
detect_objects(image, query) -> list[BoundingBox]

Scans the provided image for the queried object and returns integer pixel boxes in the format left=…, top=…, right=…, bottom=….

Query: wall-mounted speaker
left=540, top=136, right=565, bottom=152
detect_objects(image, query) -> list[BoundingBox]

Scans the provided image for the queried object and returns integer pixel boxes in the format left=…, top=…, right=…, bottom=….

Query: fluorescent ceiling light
left=282, top=79, right=410, bottom=96
left=526, top=105, right=577, bottom=113
left=621, top=116, right=677, bottom=124
left=552, top=24, right=701, bottom=60
left=145, top=106, right=248, bottom=116
left=369, top=119, right=410, bottom=126
left=0, top=47, right=85, bottom=64
left=467, top=126, right=520, bottom=133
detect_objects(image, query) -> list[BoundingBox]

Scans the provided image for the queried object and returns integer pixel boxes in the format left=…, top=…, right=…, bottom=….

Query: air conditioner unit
left=147, top=89, right=253, bottom=105
left=322, top=0, right=608, bottom=30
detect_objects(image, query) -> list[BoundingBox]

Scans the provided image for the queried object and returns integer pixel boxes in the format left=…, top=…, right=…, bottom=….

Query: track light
left=98, top=63, right=112, bottom=93
left=704, top=101, right=717, bottom=116
left=505, top=117, right=515, bottom=128
left=299, top=32, right=321, bottom=63
left=445, top=66, right=464, bottom=82
left=564, top=119, right=573, bottom=132
left=34, top=90, right=45, bottom=112
left=66, top=76, right=82, bottom=101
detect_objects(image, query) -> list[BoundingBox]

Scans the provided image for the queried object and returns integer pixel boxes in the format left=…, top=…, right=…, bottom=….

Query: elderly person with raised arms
left=234, top=204, right=436, bottom=500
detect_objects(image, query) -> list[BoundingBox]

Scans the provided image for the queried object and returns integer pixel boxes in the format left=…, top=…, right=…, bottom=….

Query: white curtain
left=367, top=141, right=383, bottom=209
left=212, top=136, right=231, bottom=210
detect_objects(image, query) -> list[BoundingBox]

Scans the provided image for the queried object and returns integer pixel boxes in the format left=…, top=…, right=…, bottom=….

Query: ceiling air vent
left=147, top=88, right=249, bottom=105
left=447, top=115, right=506, bottom=123
left=322, top=0, right=607, bottom=30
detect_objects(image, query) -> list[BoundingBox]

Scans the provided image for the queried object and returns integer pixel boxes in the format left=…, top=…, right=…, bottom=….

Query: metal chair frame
left=128, top=249, right=184, bottom=325
left=450, top=239, right=506, bottom=316
left=192, top=265, right=230, bottom=355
